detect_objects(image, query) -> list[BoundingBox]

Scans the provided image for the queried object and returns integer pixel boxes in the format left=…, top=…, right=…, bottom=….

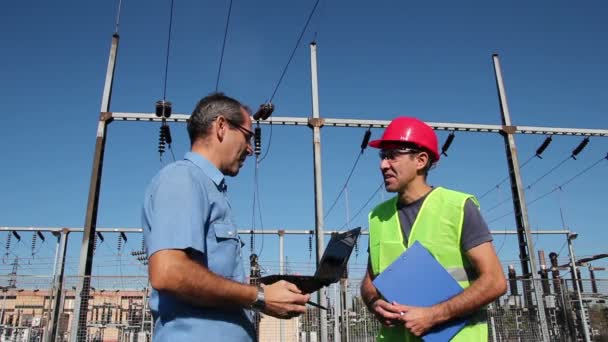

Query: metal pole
left=310, top=41, right=328, bottom=342
left=46, top=229, right=69, bottom=342
left=567, top=236, right=591, bottom=342
left=492, top=54, right=550, bottom=341
left=279, top=230, right=285, bottom=342
left=71, top=32, right=119, bottom=342
left=334, top=285, right=341, bottom=342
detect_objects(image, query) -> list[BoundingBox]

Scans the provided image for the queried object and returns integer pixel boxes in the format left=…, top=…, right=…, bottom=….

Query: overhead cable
left=114, top=0, right=124, bottom=34
left=215, top=0, right=234, bottom=92
left=268, top=0, right=321, bottom=102
left=325, top=129, right=371, bottom=219
left=479, top=136, right=552, bottom=200
left=488, top=153, right=607, bottom=224
left=339, top=181, right=384, bottom=230
left=526, top=137, right=590, bottom=190
left=162, top=0, right=176, bottom=101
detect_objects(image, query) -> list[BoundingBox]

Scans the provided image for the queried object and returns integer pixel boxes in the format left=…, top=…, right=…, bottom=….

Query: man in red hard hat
left=360, top=117, right=507, bottom=341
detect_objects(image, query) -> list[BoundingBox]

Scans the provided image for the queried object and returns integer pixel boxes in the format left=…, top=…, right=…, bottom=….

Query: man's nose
left=380, top=159, right=390, bottom=171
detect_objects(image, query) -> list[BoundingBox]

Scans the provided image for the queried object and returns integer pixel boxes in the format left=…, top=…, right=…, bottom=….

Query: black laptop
left=259, top=227, right=361, bottom=294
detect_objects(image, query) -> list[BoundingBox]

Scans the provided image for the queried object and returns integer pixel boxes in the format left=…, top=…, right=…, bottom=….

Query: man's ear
left=416, top=152, right=429, bottom=172
left=215, top=116, right=227, bottom=141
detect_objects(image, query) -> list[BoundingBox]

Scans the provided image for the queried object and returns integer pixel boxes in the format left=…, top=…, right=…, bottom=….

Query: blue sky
left=1, top=1, right=607, bottom=285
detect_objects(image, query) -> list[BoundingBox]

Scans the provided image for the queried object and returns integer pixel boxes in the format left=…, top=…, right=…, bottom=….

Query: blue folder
left=372, top=241, right=468, bottom=341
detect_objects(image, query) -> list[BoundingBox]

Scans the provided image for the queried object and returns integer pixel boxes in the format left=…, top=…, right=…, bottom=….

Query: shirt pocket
left=209, top=222, right=241, bottom=279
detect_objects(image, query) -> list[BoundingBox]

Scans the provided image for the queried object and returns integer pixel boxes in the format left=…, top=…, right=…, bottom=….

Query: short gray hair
left=187, top=92, right=248, bottom=144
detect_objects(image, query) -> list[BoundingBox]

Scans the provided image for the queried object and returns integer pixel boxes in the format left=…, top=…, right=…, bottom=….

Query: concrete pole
left=279, top=230, right=285, bottom=342
left=309, top=41, right=328, bottom=342
left=492, top=54, right=550, bottom=341
left=46, top=229, right=69, bottom=342
left=567, top=235, right=591, bottom=342
left=71, top=32, right=119, bottom=342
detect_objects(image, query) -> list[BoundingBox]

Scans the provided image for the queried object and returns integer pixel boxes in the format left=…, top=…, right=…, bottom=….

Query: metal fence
left=0, top=275, right=606, bottom=342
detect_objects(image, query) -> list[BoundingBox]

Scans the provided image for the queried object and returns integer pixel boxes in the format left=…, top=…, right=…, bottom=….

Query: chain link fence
left=0, top=275, right=606, bottom=341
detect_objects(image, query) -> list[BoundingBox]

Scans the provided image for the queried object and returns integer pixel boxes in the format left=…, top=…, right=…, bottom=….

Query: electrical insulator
left=155, top=100, right=172, bottom=118
left=161, top=124, right=172, bottom=145
left=361, top=129, right=372, bottom=151
left=441, top=132, right=456, bottom=157
left=118, top=235, right=123, bottom=254
left=354, top=238, right=359, bottom=259
left=158, top=126, right=166, bottom=157
left=250, top=230, right=255, bottom=254
left=535, top=136, right=552, bottom=158
left=31, top=233, right=37, bottom=257
left=253, top=103, right=274, bottom=121
left=5, top=234, right=11, bottom=251
left=93, top=234, right=98, bottom=253
left=254, top=127, right=262, bottom=157
left=571, top=137, right=590, bottom=159
left=308, top=231, right=313, bottom=260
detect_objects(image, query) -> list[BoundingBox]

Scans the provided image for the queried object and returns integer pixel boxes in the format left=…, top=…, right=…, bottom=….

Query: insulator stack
left=360, top=129, right=372, bottom=150
left=161, top=124, right=172, bottom=145
left=535, top=136, right=552, bottom=158
left=308, top=231, right=313, bottom=260
left=254, top=127, right=262, bottom=156
left=571, top=137, right=590, bottom=159
left=250, top=230, right=255, bottom=254
left=31, top=233, right=37, bottom=257
left=441, top=132, right=456, bottom=157
left=158, top=126, right=166, bottom=157
left=4, top=234, right=11, bottom=263
left=118, top=235, right=123, bottom=254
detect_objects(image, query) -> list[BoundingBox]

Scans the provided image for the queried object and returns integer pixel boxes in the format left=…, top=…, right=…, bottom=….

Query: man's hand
left=392, top=303, right=438, bottom=337
left=369, top=298, right=402, bottom=327
left=261, top=281, right=310, bottom=319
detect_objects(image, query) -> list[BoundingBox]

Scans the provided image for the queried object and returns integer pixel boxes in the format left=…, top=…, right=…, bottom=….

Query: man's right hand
left=261, top=280, right=310, bottom=319
left=369, top=298, right=402, bottom=327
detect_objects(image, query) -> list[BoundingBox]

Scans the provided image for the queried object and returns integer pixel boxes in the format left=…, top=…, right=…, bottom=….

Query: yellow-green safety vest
left=368, top=187, right=488, bottom=342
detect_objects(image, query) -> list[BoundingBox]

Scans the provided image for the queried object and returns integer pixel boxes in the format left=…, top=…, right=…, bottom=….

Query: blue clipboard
left=372, top=241, right=468, bottom=341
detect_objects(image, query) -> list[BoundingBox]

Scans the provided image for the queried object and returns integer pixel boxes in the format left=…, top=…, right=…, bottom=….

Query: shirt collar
left=184, top=152, right=226, bottom=191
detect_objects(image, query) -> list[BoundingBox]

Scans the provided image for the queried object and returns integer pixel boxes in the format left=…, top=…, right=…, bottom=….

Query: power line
left=339, top=181, right=384, bottom=230
left=161, top=0, right=176, bottom=101
left=479, top=135, right=553, bottom=200
left=479, top=154, right=536, bottom=200
left=488, top=153, right=607, bottom=224
left=268, top=0, right=321, bottom=102
left=324, top=153, right=362, bottom=219
left=114, top=0, right=124, bottom=34
left=325, top=129, right=372, bottom=219
left=526, top=155, right=570, bottom=190
left=215, top=0, right=234, bottom=92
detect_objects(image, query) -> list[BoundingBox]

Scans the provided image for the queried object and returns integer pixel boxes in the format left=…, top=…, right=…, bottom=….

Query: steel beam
left=109, top=112, right=608, bottom=137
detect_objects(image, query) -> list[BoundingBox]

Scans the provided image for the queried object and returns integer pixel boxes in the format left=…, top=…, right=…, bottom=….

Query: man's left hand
left=392, top=302, right=439, bottom=337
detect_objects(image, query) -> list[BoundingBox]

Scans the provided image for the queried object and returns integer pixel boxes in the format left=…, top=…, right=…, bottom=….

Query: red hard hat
left=369, top=117, right=440, bottom=162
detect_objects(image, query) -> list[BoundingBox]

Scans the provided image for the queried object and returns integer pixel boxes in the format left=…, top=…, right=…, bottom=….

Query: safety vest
left=368, top=187, right=488, bottom=342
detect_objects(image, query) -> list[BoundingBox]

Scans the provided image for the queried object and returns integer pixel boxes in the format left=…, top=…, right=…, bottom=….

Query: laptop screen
left=315, top=227, right=361, bottom=283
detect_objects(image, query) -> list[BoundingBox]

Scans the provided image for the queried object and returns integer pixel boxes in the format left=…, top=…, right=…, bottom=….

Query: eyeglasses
left=379, top=148, right=420, bottom=161
left=226, top=118, right=254, bottom=145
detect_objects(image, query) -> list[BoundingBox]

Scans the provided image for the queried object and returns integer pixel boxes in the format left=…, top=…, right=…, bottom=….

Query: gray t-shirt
left=396, top=188, right=493, bottom=251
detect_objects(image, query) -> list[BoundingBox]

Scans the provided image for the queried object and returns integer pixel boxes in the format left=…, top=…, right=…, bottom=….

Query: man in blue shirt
left=142, top=93, right=310, bottom=341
